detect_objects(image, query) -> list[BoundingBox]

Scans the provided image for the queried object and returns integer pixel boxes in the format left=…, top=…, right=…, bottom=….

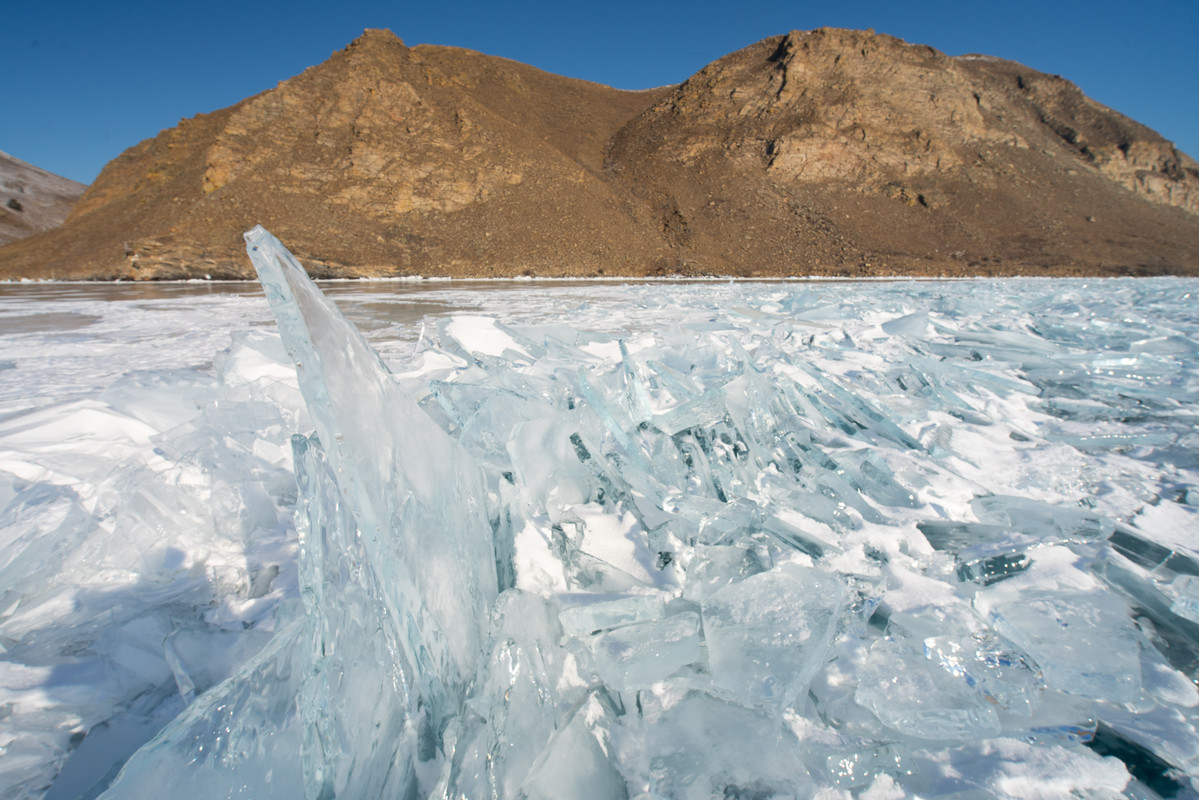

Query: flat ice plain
left=1, top=234, right=1198, bottom=799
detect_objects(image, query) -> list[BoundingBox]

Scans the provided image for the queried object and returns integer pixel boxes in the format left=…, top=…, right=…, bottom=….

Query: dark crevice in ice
left=1085, top=723, right=1185, bottom=799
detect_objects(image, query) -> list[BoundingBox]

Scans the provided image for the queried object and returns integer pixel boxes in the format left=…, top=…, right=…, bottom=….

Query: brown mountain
left=0, top=151, right=87, bottom=247
left=2, top=28, right=1197, bottom=279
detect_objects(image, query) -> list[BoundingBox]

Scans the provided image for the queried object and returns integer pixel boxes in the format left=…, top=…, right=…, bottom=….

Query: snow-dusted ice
left=1, top=231, right=1198, bottom=799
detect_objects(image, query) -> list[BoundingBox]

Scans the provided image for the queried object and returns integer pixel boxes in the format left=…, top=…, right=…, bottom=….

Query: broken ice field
left=1, top=228, right=1198, bottom=798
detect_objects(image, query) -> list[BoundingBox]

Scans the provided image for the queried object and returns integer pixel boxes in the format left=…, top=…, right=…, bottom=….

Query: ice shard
left=244, top=225, right=497, bottom=708
left=99, top=617, right=309, bottom=798
left=100, top=228, right=501, bottom=799
left=976, top=587, right=1142, bottom=703
left=703, top=562, right=845, bottom=708
left=855, top=637, right=1002, bottom=739
left=245, top=227, right=499, bottom=782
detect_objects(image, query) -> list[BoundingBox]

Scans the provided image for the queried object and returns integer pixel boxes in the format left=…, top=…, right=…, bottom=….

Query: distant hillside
left=0, top=151, right=87, bottom=247
left=1, top=28, right=1197, bottom=279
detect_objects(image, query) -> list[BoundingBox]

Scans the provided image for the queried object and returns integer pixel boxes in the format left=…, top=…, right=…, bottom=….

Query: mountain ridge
left=0, top=151, right=88, bottom=247
left=2, top=27, right=1196, bottom=279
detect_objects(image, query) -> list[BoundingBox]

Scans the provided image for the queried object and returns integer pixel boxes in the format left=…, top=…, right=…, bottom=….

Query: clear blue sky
left=5, top=0, right=1197, bottom=185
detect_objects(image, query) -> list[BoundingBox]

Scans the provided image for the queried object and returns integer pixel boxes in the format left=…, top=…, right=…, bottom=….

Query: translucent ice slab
left=976, top=587, right=1142, bottom=703
left=590, top=611, right=701, bottom=690
left=703, top=562, right=845, bottom=708
left=855, top=637, right=1001, bottom=740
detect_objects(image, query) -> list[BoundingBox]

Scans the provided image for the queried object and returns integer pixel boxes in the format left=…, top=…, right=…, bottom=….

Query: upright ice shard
left=244, top=225, right=498, bottom=715
left=103, top=228, right=501, bottom=798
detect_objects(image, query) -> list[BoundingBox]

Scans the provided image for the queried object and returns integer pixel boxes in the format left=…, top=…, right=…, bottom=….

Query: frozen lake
left=1, top=259, right=1198, bottom=799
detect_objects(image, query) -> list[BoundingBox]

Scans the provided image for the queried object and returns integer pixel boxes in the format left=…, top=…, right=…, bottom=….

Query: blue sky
left=5, top=0, right=1197, bottom=185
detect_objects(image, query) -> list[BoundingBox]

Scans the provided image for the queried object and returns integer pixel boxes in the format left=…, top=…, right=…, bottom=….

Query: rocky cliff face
left=2, top=28, right=1197, bottom=279
left=605, top=28, right=1199, bottom=275
left=0, top=151, right=87, bottom=247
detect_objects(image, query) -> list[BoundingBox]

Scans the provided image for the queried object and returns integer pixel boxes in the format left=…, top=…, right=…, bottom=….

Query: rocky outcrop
left=2, top=28, right=1197, bottom=279
left=0, top=151, right=87, bottom=246
left=604, top=28, right=1199, bottom=275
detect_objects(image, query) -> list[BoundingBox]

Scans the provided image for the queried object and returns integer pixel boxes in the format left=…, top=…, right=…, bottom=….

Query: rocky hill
left=0, top=151, right=87, bottom=247
left=2, top=28, right=1197, bottom=279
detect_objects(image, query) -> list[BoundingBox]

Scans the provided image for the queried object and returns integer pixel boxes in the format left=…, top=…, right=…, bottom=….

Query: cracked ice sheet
left=2, top=270, right=1199, bottom=799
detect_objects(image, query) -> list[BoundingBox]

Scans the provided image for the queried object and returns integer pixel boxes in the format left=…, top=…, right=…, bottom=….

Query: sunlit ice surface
left=0, top=232, right=1197, bottom=799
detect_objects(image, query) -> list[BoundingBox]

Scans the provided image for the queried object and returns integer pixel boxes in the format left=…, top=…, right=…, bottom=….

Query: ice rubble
left=104, top=231, right=1199, bottom=798
left=0, top=329, right=303, bottom=800
left=1, top=236, right=1198, bottom=798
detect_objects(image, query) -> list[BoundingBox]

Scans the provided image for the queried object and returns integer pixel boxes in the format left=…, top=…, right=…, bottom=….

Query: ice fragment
left=855, top=638, right=1001, bottom=740
left=976, top=587, right=1142, bottom=702
left=591, top=612, right=701, bottom=691
left=703, top=562, right=844, bottom=708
